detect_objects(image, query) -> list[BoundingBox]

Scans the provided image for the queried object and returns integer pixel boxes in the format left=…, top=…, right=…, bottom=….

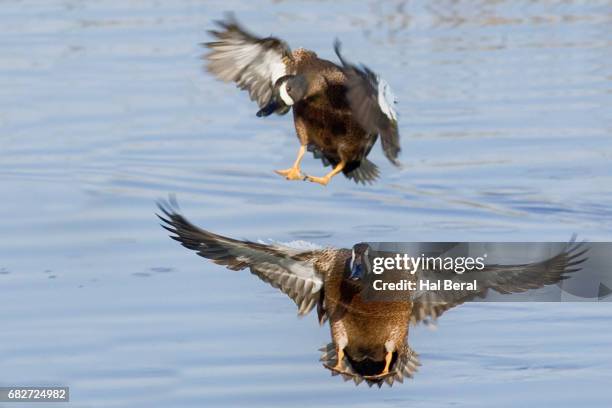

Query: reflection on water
left=1, top=0, right=611, bottom=407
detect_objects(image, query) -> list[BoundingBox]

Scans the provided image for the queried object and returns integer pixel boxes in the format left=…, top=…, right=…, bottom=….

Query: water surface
left=1, top=1, right=612, bottom=407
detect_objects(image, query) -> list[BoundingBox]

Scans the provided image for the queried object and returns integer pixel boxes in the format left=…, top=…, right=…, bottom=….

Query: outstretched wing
left=157, top=200, right=323, bottom=315
left=204, top=14, right=293, bottom=108
left=334, top=40, right=400, bottom=166
left=409, top=241, right=588, bottom=324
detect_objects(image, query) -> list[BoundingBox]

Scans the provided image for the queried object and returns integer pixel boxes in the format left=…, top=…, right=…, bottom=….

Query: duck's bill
left=319, top=343, right=421, bottom=387
left=255, top=98, right=291, bottom=117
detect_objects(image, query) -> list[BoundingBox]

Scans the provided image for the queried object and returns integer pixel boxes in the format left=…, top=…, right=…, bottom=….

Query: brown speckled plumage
left=203, top=15, right=401, bottom=185
left=158, top=201, right=588, bottom=387
left=158, top=201, right=420, bottom=386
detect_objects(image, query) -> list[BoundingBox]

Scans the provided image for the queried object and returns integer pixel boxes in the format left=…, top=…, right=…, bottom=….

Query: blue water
left=1, top=1, right=611, bottom=407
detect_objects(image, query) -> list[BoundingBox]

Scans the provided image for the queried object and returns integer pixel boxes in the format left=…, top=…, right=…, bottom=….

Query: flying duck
left=158, top=200, right=588, bottom=387
left=204, top=15, right=401, bottom=185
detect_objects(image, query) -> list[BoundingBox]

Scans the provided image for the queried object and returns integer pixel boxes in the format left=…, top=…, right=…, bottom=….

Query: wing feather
left=204, top=14, right=293, bottom=108
left=334, top=40, right=401, bottom=166
left=158, top=200, right=323, bottom=316
left=409, top=240, right=589, bottom=324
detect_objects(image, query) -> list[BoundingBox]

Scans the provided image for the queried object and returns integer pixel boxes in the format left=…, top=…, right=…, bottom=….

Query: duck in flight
left=204, top=14, right=401, bottom=185
left=158, top=200, right=588, bottom=387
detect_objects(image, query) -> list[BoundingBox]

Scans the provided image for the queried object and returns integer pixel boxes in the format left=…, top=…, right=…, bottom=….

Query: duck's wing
left=157, top=200, right=324, bottom=316
left=204, top=14, right=293, bottom=109
left=409, top=240, right=588, bottom=324
left=334, top=40, right=400, bottom=166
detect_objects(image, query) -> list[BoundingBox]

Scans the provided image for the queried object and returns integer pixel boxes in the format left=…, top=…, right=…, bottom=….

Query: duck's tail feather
left=319, top=342, right=420, bottom=387
left=307, top=144, right=379, bottom=185
left=345, top=159, right=379, bottom=185
left=392, top=344, right=421, bottom=384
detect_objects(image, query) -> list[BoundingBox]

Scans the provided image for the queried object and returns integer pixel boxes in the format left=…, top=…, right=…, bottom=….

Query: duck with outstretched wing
left=158, top=201, right=587, bottom=387
left=204, top=14, right=400, bottom=186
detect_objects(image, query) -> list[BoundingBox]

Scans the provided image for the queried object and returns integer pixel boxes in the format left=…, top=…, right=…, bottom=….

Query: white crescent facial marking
left=362, top=247, right=371, bottom=270
left=350, top=248, right=356, bottom=270
left=279, top=81, right=294, bottom=106
left=377, top=77, right=397, bottom=122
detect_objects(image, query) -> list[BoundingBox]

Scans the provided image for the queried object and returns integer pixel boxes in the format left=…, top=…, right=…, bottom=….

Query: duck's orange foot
left=362, top=370, right=396, bottom=381
left=323, top=362, right=350, bottom=375
left=305, top=175, right=331, bottom=186
left=274, top=167, right=304, bottom=181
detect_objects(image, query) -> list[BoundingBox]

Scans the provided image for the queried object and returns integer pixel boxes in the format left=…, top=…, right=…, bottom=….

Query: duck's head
left=256, top=75, right=309, bottom=117
left=348, top=242, right=370, bottom=281
left=275, top=74, right=308, bottom=106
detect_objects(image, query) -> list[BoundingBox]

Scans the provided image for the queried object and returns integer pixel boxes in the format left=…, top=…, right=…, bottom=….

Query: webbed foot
left=305, top=174, right=331, bottom=186
left=274, top=167, right=304, bottom=181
